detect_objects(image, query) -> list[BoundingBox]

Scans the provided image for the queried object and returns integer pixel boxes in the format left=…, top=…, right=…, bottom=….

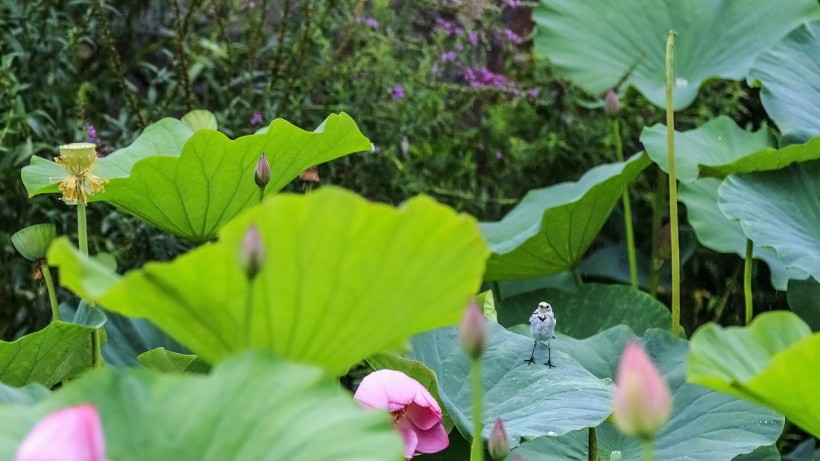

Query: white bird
left=525, top=301, right=556, bottom=367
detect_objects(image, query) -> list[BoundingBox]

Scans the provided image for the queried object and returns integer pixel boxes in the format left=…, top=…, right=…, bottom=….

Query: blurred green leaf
left=0, top=382, right=49, bottom=406
left=0, top=352, right=401, bottom=460
left=688, top=311, right=820, bottom=437
left=533, top=0, right=820, bottom=109
left=49, top=187, right=489, bottom=376
left=748, top=21, right=820, bottom=144
left=137, top=347, right=202, bottom=373
left=480, top=153, right=650, bottom=280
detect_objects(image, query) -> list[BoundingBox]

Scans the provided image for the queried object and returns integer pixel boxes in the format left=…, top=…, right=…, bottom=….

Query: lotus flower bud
left=16, top=404, right=106, bottom=461
left=458, top=300, right=487, bottom=360
left=604, top=89, right=620, bottom=115
left=612, top=341, right=672, bottom=439
left=239, top=224, right=265, bottom=279
left=488, top=418, right=509, bottom=460
left=254, top=153, right=270, bottom=189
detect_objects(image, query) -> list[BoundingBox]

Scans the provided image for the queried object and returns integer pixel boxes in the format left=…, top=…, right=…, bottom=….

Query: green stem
left=649, top=168, right=667, bottom=298
left=492, top=281, right=502, bottom=304
left=470, top=358, right=484, bottom=461
left=244, top=282, right=256, bottom=347
left=744, top=239, right=754, bottom=325
left=572, top=267, right=584, bottom=287
left=78, top=202, right=89, bottom=256
left=612, top=118, right=638, bottom=289
left=664, top=31, right=681, bottom=337
left=641, top=439, right=656, bottom=461
left=41, top=265, right=60, bottom=322
left=77, top=202, right=102, bottom=368
left=588, top=427, right=599, bottom=461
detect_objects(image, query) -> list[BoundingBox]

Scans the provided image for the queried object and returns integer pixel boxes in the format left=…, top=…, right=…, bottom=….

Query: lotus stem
left=612, top=118, right=638, bottom=289
left=244, top=283, right=256, bottom=348
left=572, top=267, right=584, bottom=287
left=744, top=239, right=754, bottom=324
left=641, top=439, right=656, bottom=461
left=40, top=264, right=60, bottom=323
left=78, top=202, right=102, bottom=368
left=649, top=169, right=667, bottom=298
left=470, top=358, right=484, bottom=461
left=588, top=427, right=599, bottom=461
left=664, top=31, right=681, bottom=337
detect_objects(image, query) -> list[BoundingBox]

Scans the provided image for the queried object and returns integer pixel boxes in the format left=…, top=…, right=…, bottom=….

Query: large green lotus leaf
left=718, top=160, right=820, bottom=281
left=497, top=283, right=670, bottom=338
left=640, top=116, right=773, bottom=183
left=94, top=113, right=371, bottom=243
left=0, top=309, right=105, bottom=388
left=480, top=153, right=650, bottom=280
left=688, top=311, right=820, bottom=437
left=511, top=328, right=783, bottom=460
left=410, top=321, right=614, bottom=450
left=787, top=278, right=820, bottom=331
left=748, top=21, right=820, bottom=144
left=679, top=178, right=806, bottom=290
left=699, top=137, right=820, bottom=179
left=0, top=352, right=401, bottom=460
left=533, top=0, right=820, bottom=110
left=48, top=187, right=489, bottom=376
left=21, top=116, right=196, bottom=196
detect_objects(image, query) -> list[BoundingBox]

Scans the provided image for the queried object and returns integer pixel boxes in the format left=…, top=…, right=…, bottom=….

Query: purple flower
left=495, top=151, right=504, bottom=159
left=505, top=0, right=523, bottom=7
left=504, top=29, right=524, bottom=45
left=527, top=88, right=540, bottom=98
left=250, top=113, right=263, bottom=126
left=439, top=51, right=457, bottom=63
left=434, top=17, right=460, bottom=37
left=356, top=16, right=380, bottom=28
left=468, top=31, right=479, bottom=46
left=85, top=124, right=98, bottom=145
left=391, top=85, right=405, bottom=100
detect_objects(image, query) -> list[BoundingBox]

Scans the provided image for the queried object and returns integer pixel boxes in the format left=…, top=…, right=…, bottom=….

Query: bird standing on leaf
left=525, top=301, right=556, bottom=368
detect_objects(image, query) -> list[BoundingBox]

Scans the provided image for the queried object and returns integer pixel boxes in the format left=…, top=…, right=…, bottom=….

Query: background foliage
left=0, top=0, right=758, bottom=340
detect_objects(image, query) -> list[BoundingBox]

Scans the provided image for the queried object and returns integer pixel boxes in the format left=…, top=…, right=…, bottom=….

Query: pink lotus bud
left=254, top=153, right=270, bottom=188
left=238, top=224, right=265, bottom=279
left=604, top=89, right=620, bottom=115
left=458, top=300, right=486, bottom=359
left=16, top=404, right=106, bottom=461
left=488, top=418, right=509, bottom=460
left=612, top=341, right=672, bottom=439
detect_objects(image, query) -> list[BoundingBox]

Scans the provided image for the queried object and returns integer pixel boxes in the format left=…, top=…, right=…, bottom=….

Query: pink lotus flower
left=354, top=369, right=449, bottom=459
left=612, top=341, right=672, bottom=439
left=16, top=404, right=106, bottom=461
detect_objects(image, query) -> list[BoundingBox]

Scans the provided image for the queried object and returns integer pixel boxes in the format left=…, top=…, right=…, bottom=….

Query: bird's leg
left=524, top=340, right=537, bottom=365
left=545, top=341, right=555, bottom=368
